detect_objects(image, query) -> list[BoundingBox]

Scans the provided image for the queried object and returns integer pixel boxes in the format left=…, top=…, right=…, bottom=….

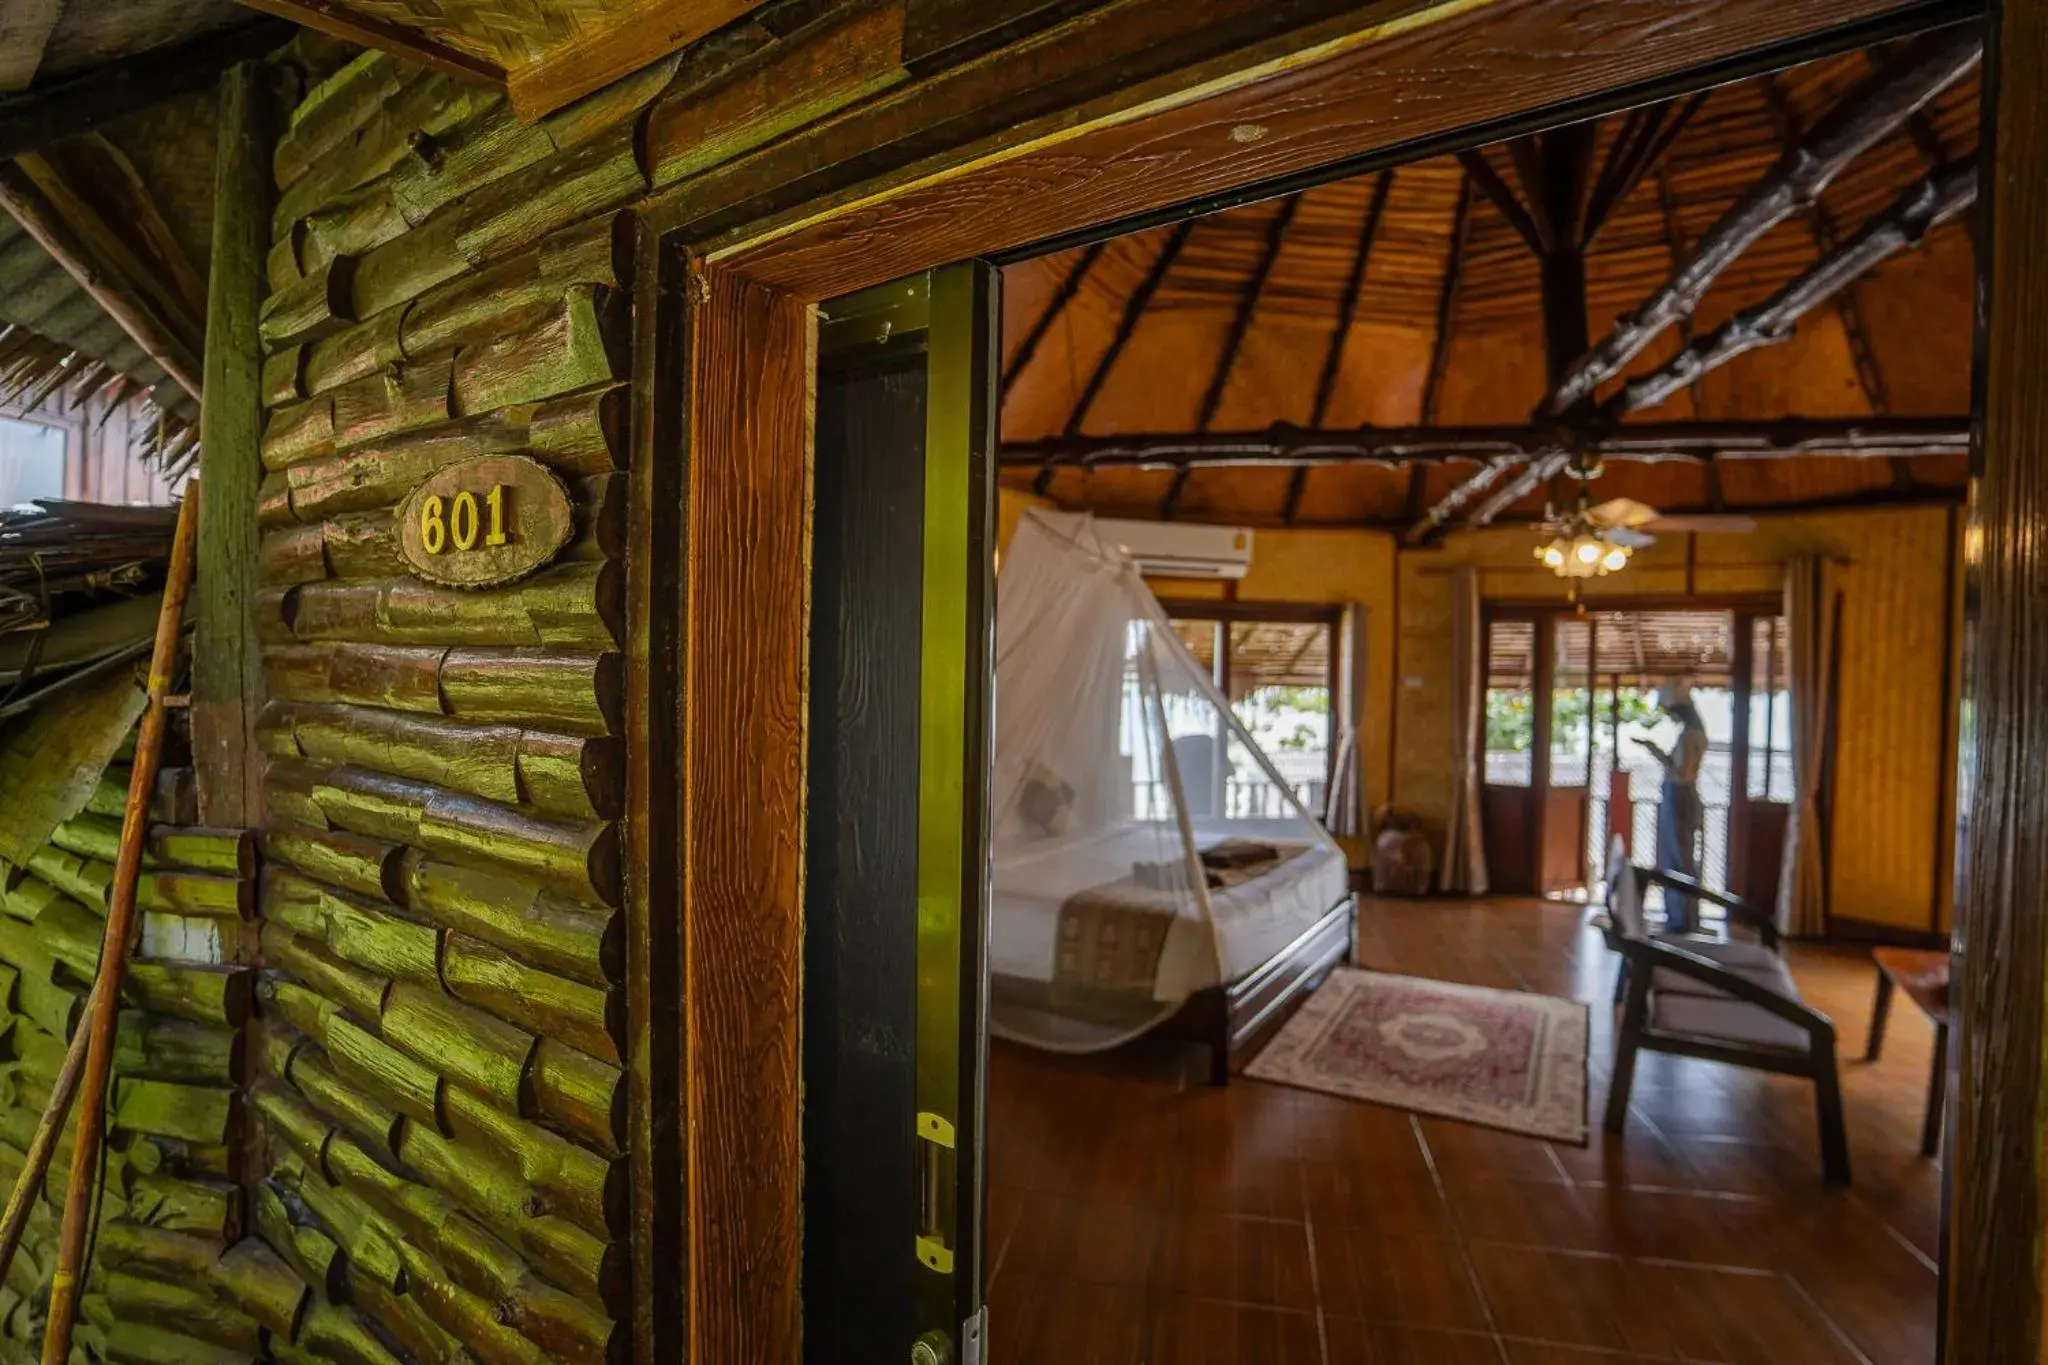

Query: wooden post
left=1949, top=0, right=2048, bottom=1357
left=195, top=61, right=274, bottom=828
left=41, top=486, right=201, bottom=1365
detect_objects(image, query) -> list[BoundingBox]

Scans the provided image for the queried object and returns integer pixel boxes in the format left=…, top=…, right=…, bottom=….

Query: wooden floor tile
left=1321, top=1319, right=1506, bottom=1363
left=983, top=897, right=1938, bottom=1363
left=1154, top=1211, right=1318, bottom=1311
left=1147, top=1296, right=1324, bottom=1363
left=1312, top=1227, right=1491, bottom=1331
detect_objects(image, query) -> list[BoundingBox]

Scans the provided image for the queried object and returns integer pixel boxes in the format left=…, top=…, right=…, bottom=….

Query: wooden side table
left=1865, top=946, right=1951, bottom=1158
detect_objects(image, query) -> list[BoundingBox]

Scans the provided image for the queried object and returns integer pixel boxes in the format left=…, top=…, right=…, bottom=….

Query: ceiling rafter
left=1166, top=195, right=1302, bottom=518
left=1003, top=240, right=1106, bottom=395
left=1652, top=162, right=1707, bottom=418
left=234, top=0, right=504, bottom=86
left=1426, top=27, right=1982, bottom=534
left=1457, top=148, right=1544, bottom=253
left=1287, top=169, right=1395, bottom=524
left=1040, top=219, right=1195, bottom=497
left=1599, top=158, right=1976, bottom=419
left=1547, top=27, right=1980, bottom=417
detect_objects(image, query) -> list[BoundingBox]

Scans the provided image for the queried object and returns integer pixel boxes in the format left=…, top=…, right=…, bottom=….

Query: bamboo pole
left=41, top=484, right=200, bottom=1365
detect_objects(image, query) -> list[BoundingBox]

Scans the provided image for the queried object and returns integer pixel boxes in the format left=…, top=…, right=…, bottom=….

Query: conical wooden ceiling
left=999, top=36, right=1979, bottom=528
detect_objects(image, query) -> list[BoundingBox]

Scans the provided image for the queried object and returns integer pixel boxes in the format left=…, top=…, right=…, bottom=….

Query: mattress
left=990, top=821, right=1350, bottom=1001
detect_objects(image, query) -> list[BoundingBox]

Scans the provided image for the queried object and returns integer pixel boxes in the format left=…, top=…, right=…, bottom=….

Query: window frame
left=1157, top=598, right=1345, bottom=809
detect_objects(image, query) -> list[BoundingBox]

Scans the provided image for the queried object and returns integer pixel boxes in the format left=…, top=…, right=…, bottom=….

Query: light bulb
left=1602, top=547, right=1628, bottom=572
left=1542, top=545, right=1565, bottom=568
left=1574, top=539, right=1601, bottom=565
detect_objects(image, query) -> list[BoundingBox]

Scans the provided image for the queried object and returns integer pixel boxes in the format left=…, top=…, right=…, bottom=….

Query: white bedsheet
left=991, top=822, right=1350, bottom=999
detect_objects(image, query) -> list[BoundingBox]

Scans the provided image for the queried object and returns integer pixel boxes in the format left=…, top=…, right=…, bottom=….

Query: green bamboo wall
left=0, top=703, right=256, bottom=1364
left=232, top=46, right=647, bottom=1365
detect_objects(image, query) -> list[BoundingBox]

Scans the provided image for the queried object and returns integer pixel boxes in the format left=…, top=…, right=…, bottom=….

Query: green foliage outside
left=1485, top=686, right=1661, bottom=754
left=1237, top=686, right=1329, bottom=752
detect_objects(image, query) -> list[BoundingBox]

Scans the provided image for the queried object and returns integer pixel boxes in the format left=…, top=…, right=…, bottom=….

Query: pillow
left=1019, top=763, right=1075, bottom=839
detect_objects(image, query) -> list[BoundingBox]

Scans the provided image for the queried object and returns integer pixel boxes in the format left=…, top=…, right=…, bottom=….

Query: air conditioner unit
left=1098, top=518, right=1254, bottom=580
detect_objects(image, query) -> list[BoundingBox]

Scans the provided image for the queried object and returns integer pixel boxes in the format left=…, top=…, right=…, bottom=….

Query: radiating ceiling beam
left=1003, top=416, right=1971, bottom=469
left=1063, top=219, right=1195, bottom=437
left=0, top=18, right=295, bottom=161
left=1289, top=169, right=1394, bottom=523
left=0, top=165, right=200, bottom=401
left=1456, top=149, right=1543, bottom=253
left=1599, top=159, right=1976, bottom=419
left=1002, top=240, right=1106, bottom=395
left=1169, top=193, right=1301, bottom=518
left=1445, top=28, right=1981, bottom=531
left=1545, top=26, right=1980, bottom=418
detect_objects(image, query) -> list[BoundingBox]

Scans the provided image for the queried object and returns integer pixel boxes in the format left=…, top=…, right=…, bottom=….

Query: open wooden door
left=804, top=265, right=997, bottom=1365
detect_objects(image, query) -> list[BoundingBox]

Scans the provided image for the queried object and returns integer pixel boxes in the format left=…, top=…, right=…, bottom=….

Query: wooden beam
left=192, top=61, right=274, bottom=830
left=1545, top=26, right=1980, bottom=416
left=1951, top=0, right=2048, bottom=1351
left=1168, top=193, right=1299, bottom=516
left=1063, top=219, right=1193, bottom=437
left=1602, top=159, right=1976, bottom=417
left=1653, top=161, right=1707, bottom=417
left=0, top=165, right=201, bottom=401
left=0, top=18, right=295, bottom=161
left=1583, top=92, right=1707, bottom=242
left=1755, top=71, right=1908, bottom=486
left=233, top=0, right=505, bottom=87
left=1456, top=148, right=1544, bottom=253
left=14, top=136, right=208, bottom=367
left=1422, top=177, right=1472, bottom=424
left=1003, top=416, right=1972, bottom=468
left=1002, top=240, right=1105, bottom=394
left=1290, top=170, right=1393, bottom=523
left=1866, top=43, right=1953, bottom=171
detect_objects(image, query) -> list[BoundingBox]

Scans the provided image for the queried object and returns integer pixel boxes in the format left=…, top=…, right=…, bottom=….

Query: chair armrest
left=1621, top=936, right=1835, bottom=1041
left=1635, top=866, right=1780, bottom=948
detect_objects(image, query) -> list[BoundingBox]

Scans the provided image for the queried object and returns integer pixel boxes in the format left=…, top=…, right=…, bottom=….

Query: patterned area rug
left=1246, top=968, right=1589, bottom=1144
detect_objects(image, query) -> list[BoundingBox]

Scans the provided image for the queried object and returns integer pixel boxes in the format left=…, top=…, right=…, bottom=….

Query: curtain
left=1323, top=601, right=1366, bottom=838
left=1778, top=554, right=1840, bottom=937
left=1442, top=567, right=1489, bottom=894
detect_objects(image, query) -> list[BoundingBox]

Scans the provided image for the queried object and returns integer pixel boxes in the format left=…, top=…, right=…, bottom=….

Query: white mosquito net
left=990, top=509, right=1345, bottom=1053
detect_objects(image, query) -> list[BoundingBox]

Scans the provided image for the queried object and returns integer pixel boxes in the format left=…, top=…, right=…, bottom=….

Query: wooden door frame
left=634, top=1, right=1972, bottom=1357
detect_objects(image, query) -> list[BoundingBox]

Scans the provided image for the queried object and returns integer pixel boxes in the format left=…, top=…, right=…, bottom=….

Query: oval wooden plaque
left=396, top=455, right=574, bottom=588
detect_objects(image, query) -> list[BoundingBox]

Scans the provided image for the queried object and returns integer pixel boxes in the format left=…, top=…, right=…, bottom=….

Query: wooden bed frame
left=1168, top=894, right=1357, bottom=1085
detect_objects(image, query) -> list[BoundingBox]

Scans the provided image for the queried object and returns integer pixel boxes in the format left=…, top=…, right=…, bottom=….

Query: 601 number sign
left=396, top=455, right=573, bottom=588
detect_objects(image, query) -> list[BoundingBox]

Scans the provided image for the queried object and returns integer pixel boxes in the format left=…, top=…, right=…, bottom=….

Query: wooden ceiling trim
left=234, top=0, right=506, bottom=87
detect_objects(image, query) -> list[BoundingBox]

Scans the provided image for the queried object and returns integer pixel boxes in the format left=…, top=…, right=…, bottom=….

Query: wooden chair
left=1595, top=838, right=1850, bottom=1184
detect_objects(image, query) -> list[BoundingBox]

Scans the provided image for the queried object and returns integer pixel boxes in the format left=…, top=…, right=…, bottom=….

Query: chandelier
left=1533, top=458, right=1632, bottom=579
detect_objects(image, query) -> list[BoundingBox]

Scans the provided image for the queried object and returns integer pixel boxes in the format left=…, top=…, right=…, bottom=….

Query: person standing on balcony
left=1637, top=678, right=1708, bottom=932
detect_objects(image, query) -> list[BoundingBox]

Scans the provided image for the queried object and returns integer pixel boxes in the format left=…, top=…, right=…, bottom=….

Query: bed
left=990, top=821, right=1355, bottom=1082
